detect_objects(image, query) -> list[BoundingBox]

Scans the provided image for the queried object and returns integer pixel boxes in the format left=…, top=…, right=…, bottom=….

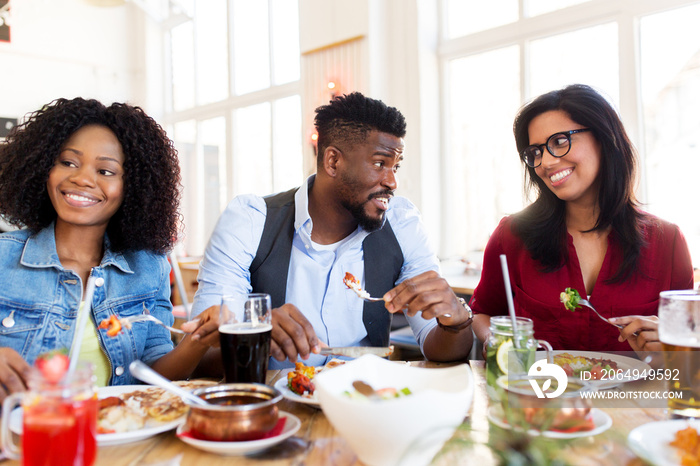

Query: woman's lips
left=63, top=191, right=100, bottom=207
left=549, top=168, right=573, bottom=186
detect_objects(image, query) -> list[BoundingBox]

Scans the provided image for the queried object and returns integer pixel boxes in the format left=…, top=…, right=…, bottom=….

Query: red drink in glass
left=22, top=395, right=97, bottom=466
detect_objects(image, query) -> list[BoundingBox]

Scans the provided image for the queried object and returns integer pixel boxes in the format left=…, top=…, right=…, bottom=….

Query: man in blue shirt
left=191, top=92, right=473, bottom=368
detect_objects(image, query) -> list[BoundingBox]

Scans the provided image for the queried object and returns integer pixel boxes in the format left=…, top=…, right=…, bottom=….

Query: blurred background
left=1, top=0, right=699, bottom=275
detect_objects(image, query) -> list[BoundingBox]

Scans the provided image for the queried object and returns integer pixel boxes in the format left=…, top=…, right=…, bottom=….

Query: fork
left=578, top=298, right=624, bottom=329
left=348, top=288, right=385, bottom=303
left=118, top=304, right=187, bottom=335
left=347, top=286, right=453, bottom=318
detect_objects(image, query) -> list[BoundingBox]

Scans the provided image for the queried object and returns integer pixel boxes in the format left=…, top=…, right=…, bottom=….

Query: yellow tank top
left=77, top=302, right=111, bottom=387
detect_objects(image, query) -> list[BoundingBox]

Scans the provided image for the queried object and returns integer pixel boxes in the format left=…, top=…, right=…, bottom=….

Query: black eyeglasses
left=520, top=128, right=591, bottom=168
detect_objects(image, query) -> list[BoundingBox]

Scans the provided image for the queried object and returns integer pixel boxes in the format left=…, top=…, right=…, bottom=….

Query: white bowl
left=314, top=355, right=474, bottom=466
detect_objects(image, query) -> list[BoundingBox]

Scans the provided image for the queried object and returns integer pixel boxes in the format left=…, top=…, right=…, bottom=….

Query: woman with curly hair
left=0, top=97, right=218, bottom=397
left=470, top=84, right=693, bottom=355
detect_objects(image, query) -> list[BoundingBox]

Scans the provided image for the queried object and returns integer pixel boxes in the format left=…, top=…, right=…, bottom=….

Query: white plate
left=176, top=411, right=301, bottom=455
left=10, top=385, right=185, bottom=446
left=628, top=419, right=700, bottom=466
left=274, top=376, right=320, bottom=407
left=537, top=350, right=653, bottom=390
left=487, top=406, right=612, bottom=439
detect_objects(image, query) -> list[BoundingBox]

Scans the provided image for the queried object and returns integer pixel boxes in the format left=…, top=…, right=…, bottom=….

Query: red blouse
left=469, top=215, right=694, bottom=351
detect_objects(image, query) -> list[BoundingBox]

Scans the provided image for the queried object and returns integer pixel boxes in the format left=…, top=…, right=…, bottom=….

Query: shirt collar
left=21, top=223, right=133, bottom=273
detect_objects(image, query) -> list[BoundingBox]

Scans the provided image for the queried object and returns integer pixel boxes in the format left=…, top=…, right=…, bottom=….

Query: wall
left=0, top=0, right=143, bottom=123
left=299, top=0, right=442, bottom=249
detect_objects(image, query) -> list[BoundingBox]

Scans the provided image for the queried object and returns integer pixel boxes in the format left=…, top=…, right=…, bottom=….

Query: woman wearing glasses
left=470, top=84, right=693, bottom=354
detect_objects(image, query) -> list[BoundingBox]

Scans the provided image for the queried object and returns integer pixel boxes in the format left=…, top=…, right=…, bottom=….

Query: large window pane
left=529, top=23, right=619, bottom=104
left=196, top=0, right=228, bottom=104
left=171, top=22, right=195, bottom=111
left=272, top=95, right=303, bottom=191
left=232, top=0, right=270, bottom=94
left=641, top=4, right=700, bottom=264
left=271, top=0, right=300, bottom=85
left=201, top=117, right=227, bottom=244
left=233, top=103, right=272, bottom=195
left=447, top=46, right=522, bottom=256
left=173, top=121, right=198, bottom=254
left=446, top=0, right=518, bottom=38
left=525, top=0, right=589, bottom=17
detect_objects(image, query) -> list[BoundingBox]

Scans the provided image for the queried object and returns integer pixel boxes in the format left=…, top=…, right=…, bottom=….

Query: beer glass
left=1, top=363, right=97, bottom=465
left=658, top=290, right=700, bottom=419
left=219, top=294, right=273, bottom=384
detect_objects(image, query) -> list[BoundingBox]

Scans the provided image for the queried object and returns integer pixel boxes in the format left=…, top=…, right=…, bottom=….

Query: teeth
left=66, top=193, right=96, bottom=203
left=550, top=169, right=572, bottom=183
left=377, top=198, right=389, bottom=206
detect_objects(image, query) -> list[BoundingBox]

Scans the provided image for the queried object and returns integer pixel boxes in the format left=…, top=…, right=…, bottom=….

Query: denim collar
left=20, top=223, right=133, bottom=274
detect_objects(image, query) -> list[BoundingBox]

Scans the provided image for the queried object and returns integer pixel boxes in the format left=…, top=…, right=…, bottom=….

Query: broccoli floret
left=560, top=287, right=582, bottom=311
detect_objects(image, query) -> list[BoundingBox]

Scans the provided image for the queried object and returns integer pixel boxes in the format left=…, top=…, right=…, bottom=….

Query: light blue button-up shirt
left=192, top=176, right=440, bottom=368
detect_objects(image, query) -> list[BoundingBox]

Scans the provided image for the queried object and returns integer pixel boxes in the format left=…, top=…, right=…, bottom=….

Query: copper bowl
left=497, top=376, right=594, bottom=431
left=184, top=383, right=282, bottom=441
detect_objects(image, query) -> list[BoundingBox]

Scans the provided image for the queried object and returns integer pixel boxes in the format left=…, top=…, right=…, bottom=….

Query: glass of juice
left=485, top=316, right=552, bottom=401
left=658, top=290, right=700, bottom=419
left=219, top=293, right=273, bottom=384
left=1, top=363, right=97, bottom=466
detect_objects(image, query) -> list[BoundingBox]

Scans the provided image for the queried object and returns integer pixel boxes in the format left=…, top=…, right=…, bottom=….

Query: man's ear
left=323, top=146, right=342, bottom=177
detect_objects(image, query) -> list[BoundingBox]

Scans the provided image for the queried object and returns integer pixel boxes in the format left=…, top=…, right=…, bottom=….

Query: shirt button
left=115, top=366, right=124, bottom=376
left=305, top=244, right=309, bottom=249
left=95, top=277, right=105, bottom=287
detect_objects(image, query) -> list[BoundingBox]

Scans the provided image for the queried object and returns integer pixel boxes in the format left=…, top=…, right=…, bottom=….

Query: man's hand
left=0, top=347, right=30, bottom=403
left=383, top=271, right=470, bottom=327
left=610, top=315, right=661, bottom=352
left=270, top=303, right=320, bottom=362
left=181, top=305, right=221, bottom=347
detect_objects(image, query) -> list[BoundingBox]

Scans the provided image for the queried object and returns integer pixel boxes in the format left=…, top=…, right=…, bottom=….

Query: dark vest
left=249, top=187, right=404, bottom=346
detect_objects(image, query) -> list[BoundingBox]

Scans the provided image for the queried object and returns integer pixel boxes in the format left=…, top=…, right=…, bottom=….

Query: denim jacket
left=0, top=225, right=174, bottom=385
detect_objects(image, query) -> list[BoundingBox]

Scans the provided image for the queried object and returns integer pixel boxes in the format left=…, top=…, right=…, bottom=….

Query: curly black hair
left=314, top=92, right=406, bottom=167
left=0, top=97, right=181, bottom=254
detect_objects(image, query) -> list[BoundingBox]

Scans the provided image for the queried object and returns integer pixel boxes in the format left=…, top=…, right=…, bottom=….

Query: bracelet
left=436, top=298, right=473, bottom=333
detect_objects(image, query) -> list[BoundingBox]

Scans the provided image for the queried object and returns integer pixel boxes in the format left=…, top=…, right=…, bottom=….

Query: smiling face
left=47, top=124, right=125, bottom=232
left=335, top=130, right=404, bottom=231
left=529, top=110, right=602, bottom=206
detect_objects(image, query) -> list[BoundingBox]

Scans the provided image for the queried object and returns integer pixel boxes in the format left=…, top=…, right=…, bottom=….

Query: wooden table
left=3, top=361, right=669, bottom=465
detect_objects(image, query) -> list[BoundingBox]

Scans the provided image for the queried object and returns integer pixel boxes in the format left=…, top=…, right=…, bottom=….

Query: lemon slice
left=496, top=339, right=513, bottom=374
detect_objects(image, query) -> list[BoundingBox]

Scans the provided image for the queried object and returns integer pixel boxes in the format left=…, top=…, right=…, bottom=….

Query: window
left=441, top=0, right=700, bottom=267
left=164, top=0, right=302, bottom=256
left=640, top=4, right=700, bottom=263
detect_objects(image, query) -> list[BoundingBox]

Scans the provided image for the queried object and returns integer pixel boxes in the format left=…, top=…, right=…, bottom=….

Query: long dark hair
left=0, top=97, right=181, bottom=254
left=511, top=84, right=650, bottom=282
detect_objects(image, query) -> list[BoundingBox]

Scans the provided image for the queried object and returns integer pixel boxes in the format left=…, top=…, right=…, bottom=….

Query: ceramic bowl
left=184, top=383, right=282, bottom=441
left=314, top=355, right=474, bottom=466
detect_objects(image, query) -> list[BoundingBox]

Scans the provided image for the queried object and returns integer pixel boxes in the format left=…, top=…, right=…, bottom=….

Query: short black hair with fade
left=314, top=92, right=406, bottom=166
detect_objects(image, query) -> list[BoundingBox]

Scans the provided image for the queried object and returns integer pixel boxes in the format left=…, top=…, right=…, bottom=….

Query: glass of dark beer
left=219, top=294, right=273, bottom=384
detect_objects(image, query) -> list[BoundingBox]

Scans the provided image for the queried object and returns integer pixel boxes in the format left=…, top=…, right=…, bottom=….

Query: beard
left=338, top=171, right=392, bottom=232
left=343, top=198, right=384, bottom=232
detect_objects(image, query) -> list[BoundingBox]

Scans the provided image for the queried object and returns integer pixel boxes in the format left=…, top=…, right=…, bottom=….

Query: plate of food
left=274, top=360, right=346, bottom=407
left=536, top=350, right=652, bottom=390
left=176, top=411, right=301, bottom=455
left=487, top=405, right=612, bottom=439
left=628, top=419, right=700, bottom=466
left=10, top=380, right=216, bottom=446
